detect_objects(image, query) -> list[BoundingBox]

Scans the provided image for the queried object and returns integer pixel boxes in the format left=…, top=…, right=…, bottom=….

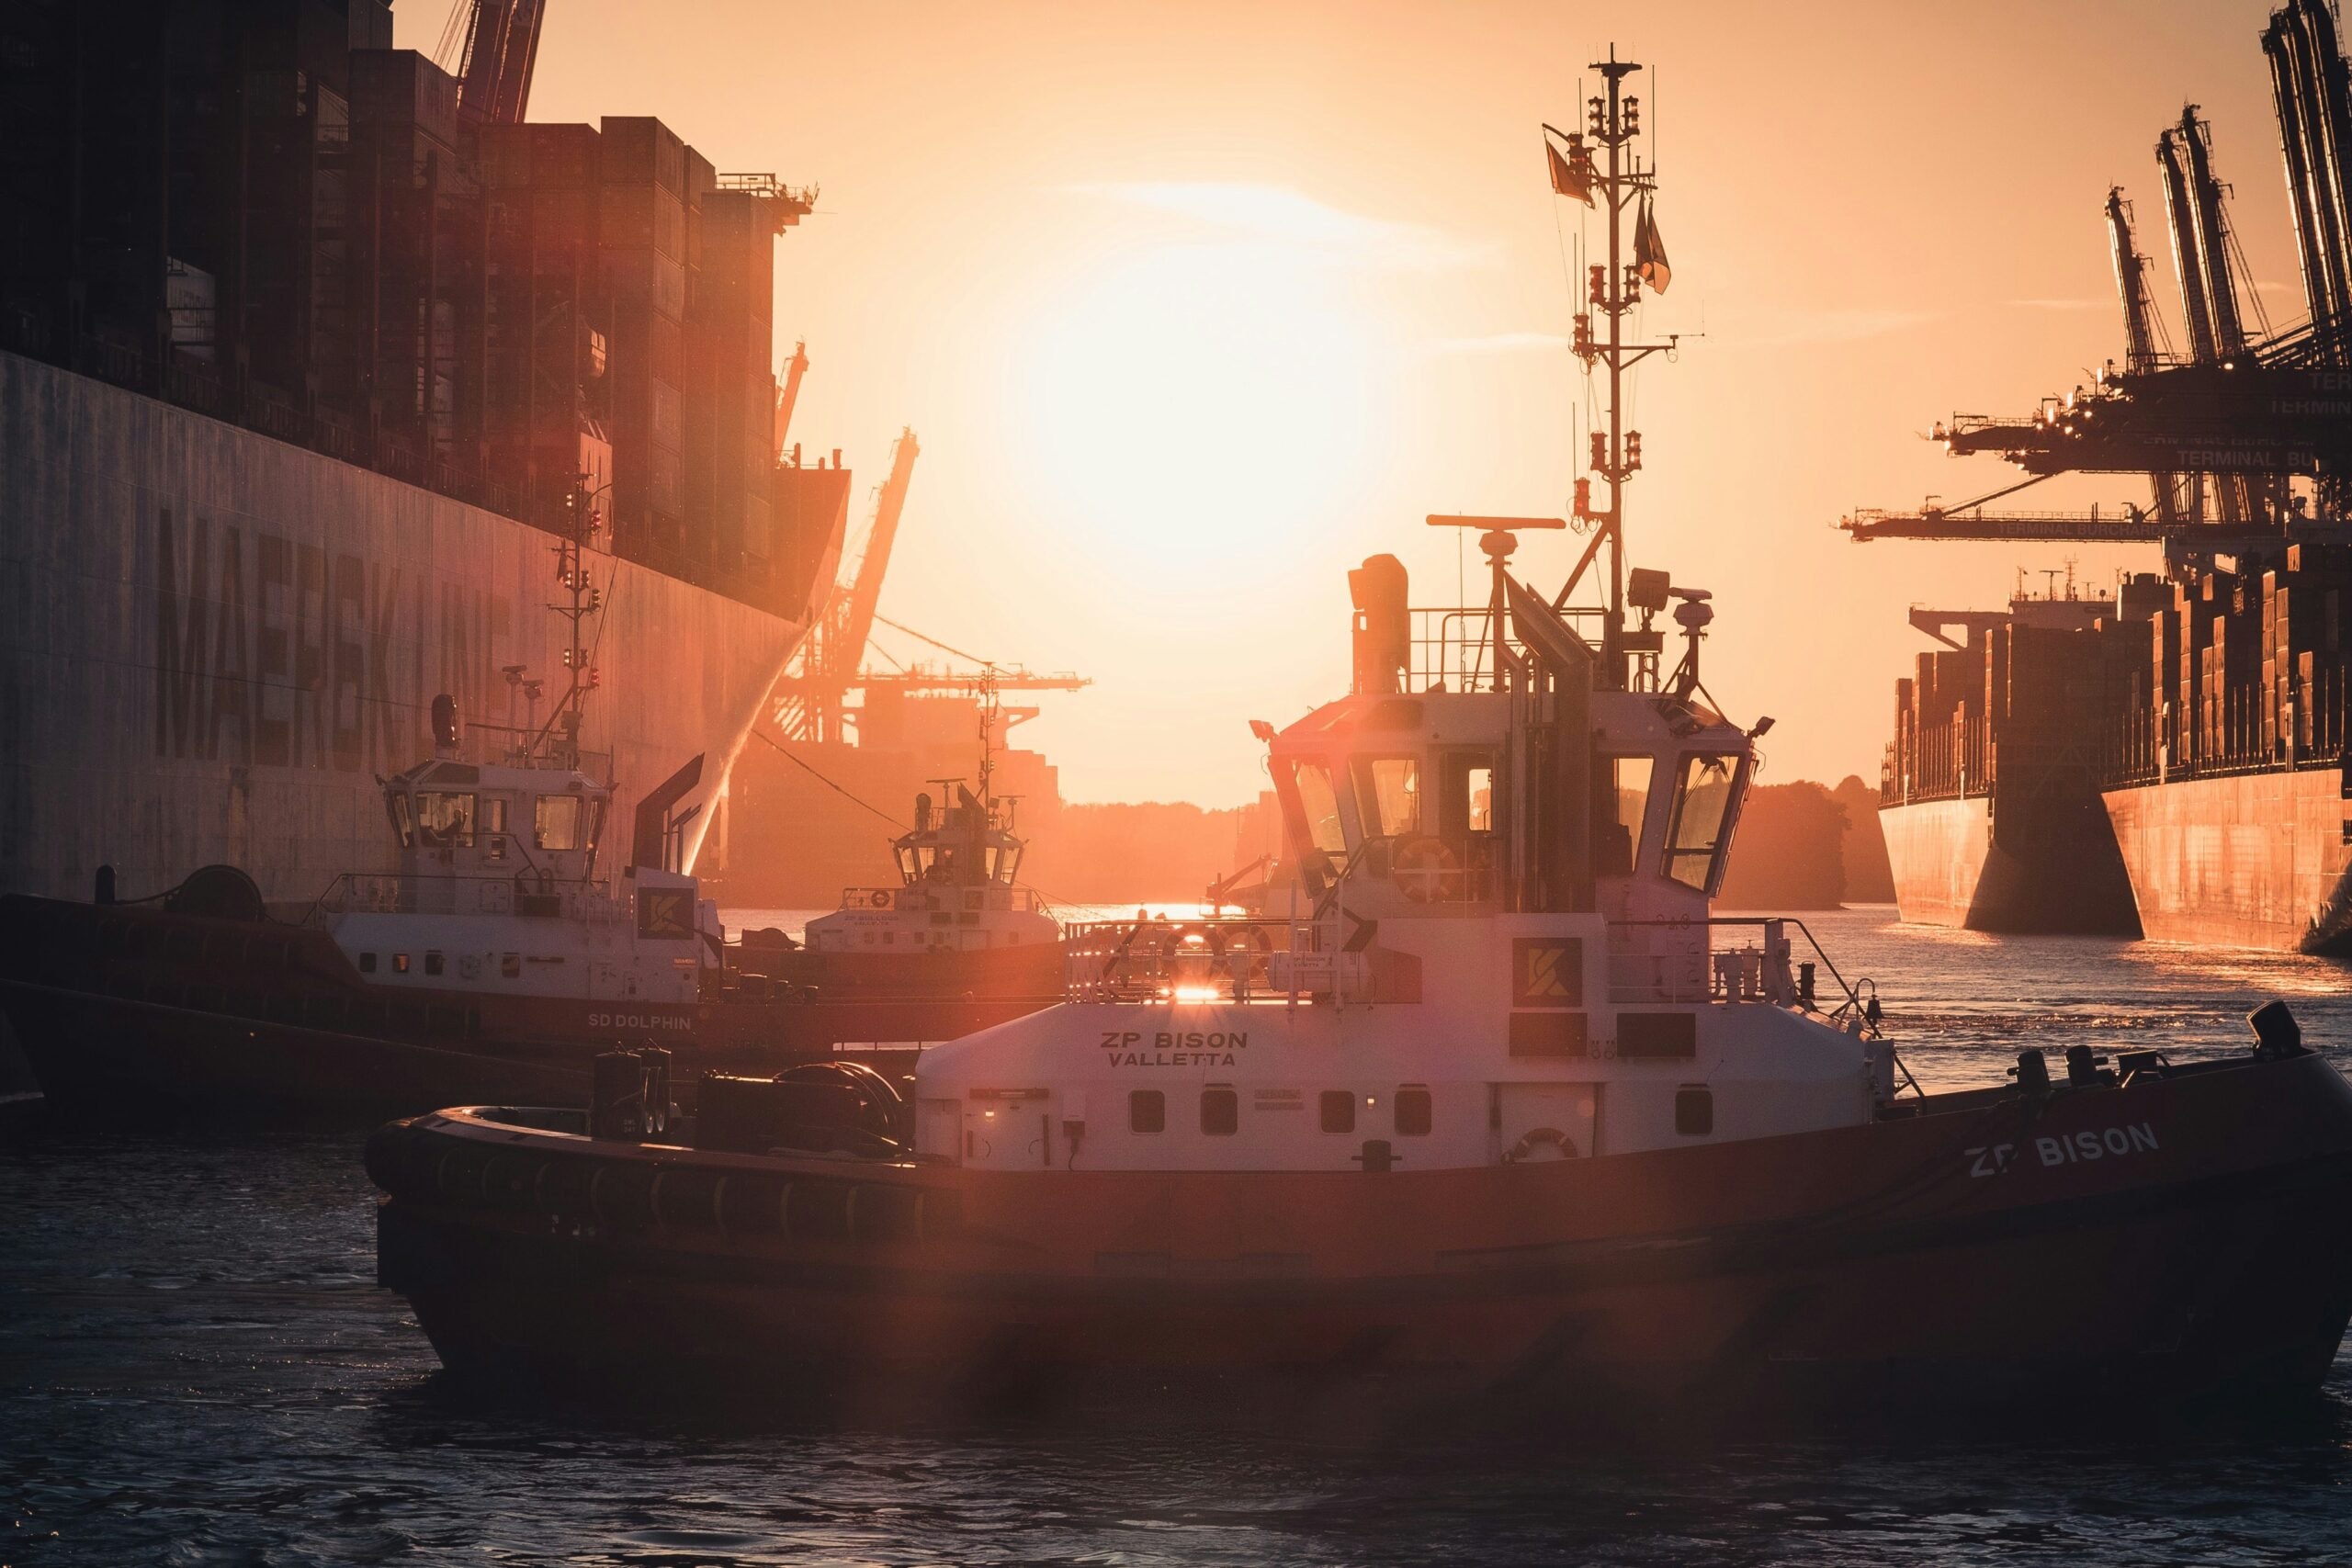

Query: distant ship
left=752, top=671, right=1067, bottom=1002
left=0, top=0, right=863, bottom=914
left=1860, top=1, right=2352, bottom=953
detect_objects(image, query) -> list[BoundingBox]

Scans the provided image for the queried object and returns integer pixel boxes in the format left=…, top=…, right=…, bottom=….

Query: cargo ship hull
left=1880, top=788, right=2141, bottom=936
left=0, top=351, right=808, bottom=908
left=2103, top=771, right=2352, bottom=954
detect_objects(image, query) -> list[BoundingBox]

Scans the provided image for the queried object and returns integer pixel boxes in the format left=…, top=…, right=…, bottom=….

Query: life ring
left=1210, top=922, right=1273, bottom=979
left=1390, top=836, right=1464, bottom=903
left=1507, top=1126, right=1580, bottom=1163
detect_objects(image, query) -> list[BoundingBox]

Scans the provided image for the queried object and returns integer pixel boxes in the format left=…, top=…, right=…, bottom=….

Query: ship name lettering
left=588, top=1011, right=693, bottom=1032
left=2033, top=1122, right=2159, bottom=1167
left=1102, top=1051, right=1241, bottom=1068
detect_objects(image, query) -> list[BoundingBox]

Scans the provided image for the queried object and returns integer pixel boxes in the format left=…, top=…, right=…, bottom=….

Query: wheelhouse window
left=387, top=792, right=416, bottom=849
left=1200, top=1087, right=1238, bottom=1135
left=1129, top=1089, right=1165, bottom=1134
left=1663, top=753, right=1741, bottom=891
left=1601, top=756, right=1654, bottom=875
left=414, top=791, right=477, bottom=849
left=534, top=795, right=582, bottom=852
left=1351, top=756, right=1419, bottom=839
left=1285, top=760, right=1349, bottom=858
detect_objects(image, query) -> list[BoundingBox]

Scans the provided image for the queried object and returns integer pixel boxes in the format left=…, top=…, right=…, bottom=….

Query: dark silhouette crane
left=2105, top=187, right=2184, bottom=525
left=435, top=0, right=545, bottom=127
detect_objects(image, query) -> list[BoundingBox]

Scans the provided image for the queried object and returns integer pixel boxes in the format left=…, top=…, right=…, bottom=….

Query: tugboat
left=0, top=515, right=1043, bottom=1120
left=749, top=671, right=1066, bottom=1002
left=368, top=56, right=2352, bottom=1409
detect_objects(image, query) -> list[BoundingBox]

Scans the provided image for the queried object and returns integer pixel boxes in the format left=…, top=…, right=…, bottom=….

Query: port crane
left=1844, top=6, right=2352, bottom=556
left=774, top=431, right=921, bottom=743
left=434, top=0, right=546, bottom=126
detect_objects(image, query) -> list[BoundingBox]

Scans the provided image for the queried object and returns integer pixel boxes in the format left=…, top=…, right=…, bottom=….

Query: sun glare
left=1010, top=232, right=1382, bottom=571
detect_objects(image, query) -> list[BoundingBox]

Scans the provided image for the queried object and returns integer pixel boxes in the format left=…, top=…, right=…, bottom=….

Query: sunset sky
left=406, top=0, right=2304, bottom=807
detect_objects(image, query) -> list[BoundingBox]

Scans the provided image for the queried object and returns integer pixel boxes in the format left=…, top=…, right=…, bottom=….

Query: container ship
left=1856, top=0, right=2352, bottom=953
left=0, top=0, right=859, bottom=915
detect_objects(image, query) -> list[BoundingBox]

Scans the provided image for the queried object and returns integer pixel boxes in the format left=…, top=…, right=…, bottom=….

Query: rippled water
left=7, top=907, right=2352, bottom=1566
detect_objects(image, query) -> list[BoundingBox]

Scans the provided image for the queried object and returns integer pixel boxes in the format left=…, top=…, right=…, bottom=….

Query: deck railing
left=1606, top=916, right=1879, bottom=1032
left=1064, top=916, right=1371, bottom=1004
left=304, top=871, right=626, bottom=924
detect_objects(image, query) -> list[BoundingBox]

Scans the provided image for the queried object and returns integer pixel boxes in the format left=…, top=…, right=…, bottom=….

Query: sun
left=1007, top=238, right=1383, bottom=575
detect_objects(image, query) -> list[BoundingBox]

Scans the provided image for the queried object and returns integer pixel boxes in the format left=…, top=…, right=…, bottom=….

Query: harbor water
left=7, top=906, right=2352, bottom=1566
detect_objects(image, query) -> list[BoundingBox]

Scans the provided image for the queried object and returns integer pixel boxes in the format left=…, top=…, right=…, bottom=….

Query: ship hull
left=1880, top=788, right=2140, bottom=936
left=2104, top=770, right=2352, bottom=953
left=761, top=941, right=1069, bottom=1003
left=372, top=1052, right=2352, bottom=1411
left=0, top=893, right=1043, bottom=1122
left=0, top=350, right=807, bottom=908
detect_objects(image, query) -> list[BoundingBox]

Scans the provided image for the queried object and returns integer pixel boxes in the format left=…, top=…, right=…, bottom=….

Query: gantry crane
left=773, top=433, right=921, bottom=742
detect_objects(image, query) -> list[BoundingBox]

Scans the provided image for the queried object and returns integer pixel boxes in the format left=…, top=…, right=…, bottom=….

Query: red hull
left=371, top=1053, right=2352, bottom=1408
left=2104, top=772, right=2352, bottom=953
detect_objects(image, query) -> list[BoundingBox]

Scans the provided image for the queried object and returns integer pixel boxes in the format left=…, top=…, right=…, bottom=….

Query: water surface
left=6, top=908, right=2352, bottom=1565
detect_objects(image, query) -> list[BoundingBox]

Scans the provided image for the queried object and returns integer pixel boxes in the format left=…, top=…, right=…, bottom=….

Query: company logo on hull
left=153, top=506, right=515, bottom=772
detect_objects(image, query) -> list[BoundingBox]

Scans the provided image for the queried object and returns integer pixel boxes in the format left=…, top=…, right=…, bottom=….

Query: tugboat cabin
left=913, top=527, right=1891, bottom=1174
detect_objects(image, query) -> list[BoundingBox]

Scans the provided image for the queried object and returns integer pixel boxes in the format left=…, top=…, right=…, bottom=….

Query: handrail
left=1610, top=916, right=1880, bottom=1034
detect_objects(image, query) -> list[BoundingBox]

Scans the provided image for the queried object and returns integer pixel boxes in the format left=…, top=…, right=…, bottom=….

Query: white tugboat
left=370, top=51, right=2352, bottom=1410
left=763, top=670, right=1065, bottom=1001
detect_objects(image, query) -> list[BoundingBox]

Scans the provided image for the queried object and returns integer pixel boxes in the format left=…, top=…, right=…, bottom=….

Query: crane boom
left=831, top=430, right=920, bottom=695
left=2106, top=187, right=2164, bottom=375
left=2104, top=187, right=2185, bottom=524
left=452, top=0, right=545, bottom=126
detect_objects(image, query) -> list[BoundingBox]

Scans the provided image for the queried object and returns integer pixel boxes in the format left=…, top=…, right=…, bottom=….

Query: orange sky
left=406, top=0, right=2305, bottom=807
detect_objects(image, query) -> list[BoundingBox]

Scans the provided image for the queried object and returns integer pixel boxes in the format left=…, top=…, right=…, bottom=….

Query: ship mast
left=527, top=472, right=606, bottom=769
left=1554, top=47, right=1679, bottom=691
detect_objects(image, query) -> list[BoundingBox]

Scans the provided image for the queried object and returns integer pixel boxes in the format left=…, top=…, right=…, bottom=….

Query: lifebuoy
left=1507, top=1126, right=1580, bottom=1163
left=1390, top=836, right=1464, bottom=902
left=1209, top=922, right=1273, bottom=978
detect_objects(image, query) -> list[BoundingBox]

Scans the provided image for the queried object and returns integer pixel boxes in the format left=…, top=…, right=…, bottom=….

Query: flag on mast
left=1634, top=196, right=1671, bottom=293
left=1545, top=137, right=1594, bottom=206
